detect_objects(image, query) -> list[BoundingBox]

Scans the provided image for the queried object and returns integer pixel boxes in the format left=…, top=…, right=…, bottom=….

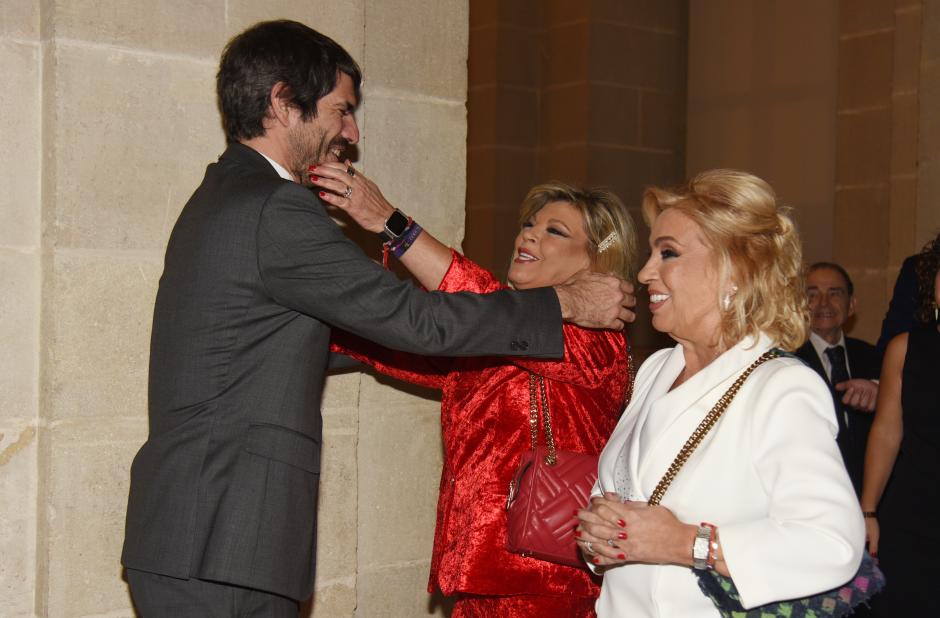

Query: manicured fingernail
left=617, top=553, right=626, bottom=560
left=572, top=510, right=579, bottom=516
left=574, top=530, right=581, bottom=538
left=308, top=165, right=317, bottom=170
left=592, top=557, right=601, bottom=564
left=309, top=175, right=319, bottom=181
left=618, top=532, right=627, bottom=540
left=318, top=191, right=325, bottom=197
left=617, top=519, right=626, bottom=528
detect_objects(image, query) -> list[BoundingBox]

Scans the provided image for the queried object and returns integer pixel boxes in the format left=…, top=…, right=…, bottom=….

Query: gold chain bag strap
left=505, top=373, right=603, bottom=566
left=648, top=349, right=779, bottom=506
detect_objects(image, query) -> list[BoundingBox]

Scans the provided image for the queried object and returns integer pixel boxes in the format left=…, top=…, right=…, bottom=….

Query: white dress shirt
left=259, top=151, right=294, bottom=181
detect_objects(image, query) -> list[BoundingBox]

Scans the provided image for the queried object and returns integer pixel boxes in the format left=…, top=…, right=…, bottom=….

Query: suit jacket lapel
left=797, top=342, right=828, bottom=384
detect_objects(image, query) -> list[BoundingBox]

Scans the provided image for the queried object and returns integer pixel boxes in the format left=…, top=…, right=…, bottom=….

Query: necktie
left=825, top=346, right=850, bottom=386
left=825, top=345, right=850, bottom=433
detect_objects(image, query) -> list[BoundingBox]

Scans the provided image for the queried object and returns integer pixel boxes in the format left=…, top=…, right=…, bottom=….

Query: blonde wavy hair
left=641, top=169, right=808, bottom=351
left=517, top=182, right=638, bottom=281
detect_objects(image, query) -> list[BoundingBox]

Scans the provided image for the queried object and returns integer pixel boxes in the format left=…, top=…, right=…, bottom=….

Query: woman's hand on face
left=308, top=161, right=395, bottom=234
left=577, top=493, right=694, bottom=567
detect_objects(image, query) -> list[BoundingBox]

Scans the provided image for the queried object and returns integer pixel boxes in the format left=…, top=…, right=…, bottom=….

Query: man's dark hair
left=807, top=262, right=854, bottom=297
left=217, top=20, right=362, bottom=143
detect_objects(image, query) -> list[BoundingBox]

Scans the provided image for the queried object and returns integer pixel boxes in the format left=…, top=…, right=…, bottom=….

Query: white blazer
left=594, top=333, right=865, bottom=617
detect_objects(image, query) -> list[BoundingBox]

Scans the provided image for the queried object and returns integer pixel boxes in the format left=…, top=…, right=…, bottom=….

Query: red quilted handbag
left=504, top=373, right=599, bottom=567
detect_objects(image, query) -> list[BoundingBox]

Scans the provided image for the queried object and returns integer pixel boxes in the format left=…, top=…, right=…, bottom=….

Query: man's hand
left=554, top=270, right=636, bottom=330
left=835, top=378, right=879, bottom=412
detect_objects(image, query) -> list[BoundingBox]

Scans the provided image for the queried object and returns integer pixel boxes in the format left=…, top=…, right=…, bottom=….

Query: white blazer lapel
left=634, top=335, right=774, bottom=499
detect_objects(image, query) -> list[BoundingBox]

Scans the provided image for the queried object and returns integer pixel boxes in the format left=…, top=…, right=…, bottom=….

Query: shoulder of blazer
left=218, top=142, right=284, bottom=179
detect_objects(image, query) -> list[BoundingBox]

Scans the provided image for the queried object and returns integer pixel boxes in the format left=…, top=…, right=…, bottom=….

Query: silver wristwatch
left=692, top=525, right=711, bottom=570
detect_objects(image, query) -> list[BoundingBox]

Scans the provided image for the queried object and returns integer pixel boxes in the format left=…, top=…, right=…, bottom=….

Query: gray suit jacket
left=121, top=143, right=564, bottom=600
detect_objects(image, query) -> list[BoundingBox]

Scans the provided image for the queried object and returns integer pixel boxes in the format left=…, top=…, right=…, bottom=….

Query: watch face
left=385, top=210, right=409, bottom=237
left=693, top=536, right=709, bottom=560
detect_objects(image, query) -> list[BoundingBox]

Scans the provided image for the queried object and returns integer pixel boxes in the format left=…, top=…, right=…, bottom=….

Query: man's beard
left=287, top=123, right=346, bottom=187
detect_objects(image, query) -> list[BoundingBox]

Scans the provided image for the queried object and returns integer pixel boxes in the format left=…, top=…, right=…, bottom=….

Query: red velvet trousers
left=452, top=593, right=596, bottom=617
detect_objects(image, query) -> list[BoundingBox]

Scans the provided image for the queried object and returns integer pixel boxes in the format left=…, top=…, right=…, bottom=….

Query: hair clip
left=597, top=231, right=618, bottom=253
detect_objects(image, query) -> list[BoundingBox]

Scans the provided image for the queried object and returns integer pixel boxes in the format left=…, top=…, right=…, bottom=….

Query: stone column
left=0, top=2, right=41, bottom=615
left=349, top=2, right=468, bottom=615
left=917, top=0, right=940, bottom=245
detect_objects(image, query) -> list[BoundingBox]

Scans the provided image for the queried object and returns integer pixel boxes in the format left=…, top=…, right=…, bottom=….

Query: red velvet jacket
left=332, top=252, right=631, bottom=598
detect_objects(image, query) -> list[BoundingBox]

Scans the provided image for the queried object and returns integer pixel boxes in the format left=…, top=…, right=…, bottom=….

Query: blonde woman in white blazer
left=576, top=170, right=865, bottom=617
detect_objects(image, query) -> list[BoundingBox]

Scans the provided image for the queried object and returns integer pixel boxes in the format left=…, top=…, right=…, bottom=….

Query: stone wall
left=0, top=1, right=467, bottom=616
left=687, top=0, right=939, bottom=344
left=466, top=0, right=688, bottom=360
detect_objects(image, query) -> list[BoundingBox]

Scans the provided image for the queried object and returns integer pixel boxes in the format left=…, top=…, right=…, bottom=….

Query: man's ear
left=847, top=294, right=857, bottom=319
left=267, top=82, right=297, bottom=128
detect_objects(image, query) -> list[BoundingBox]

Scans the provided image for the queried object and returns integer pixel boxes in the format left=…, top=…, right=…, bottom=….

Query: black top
left=881, top=325, right=940, bottom=536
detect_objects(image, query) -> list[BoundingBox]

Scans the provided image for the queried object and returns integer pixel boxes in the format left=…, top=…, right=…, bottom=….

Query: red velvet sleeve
left=514, top=325, right=629, bottom=387
left=437, top=250, right=507, bottom=294
left=330, top=330, right=450, bottom=390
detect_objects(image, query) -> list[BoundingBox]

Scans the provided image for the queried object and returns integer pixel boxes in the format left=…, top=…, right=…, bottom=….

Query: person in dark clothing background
left=796, top=262, right=880, bottom=496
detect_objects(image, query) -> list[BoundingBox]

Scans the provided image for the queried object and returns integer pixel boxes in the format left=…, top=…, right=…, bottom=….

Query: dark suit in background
left=796, top=337, right=881, bottom=495
left=121, top=143, right=567, bottom=602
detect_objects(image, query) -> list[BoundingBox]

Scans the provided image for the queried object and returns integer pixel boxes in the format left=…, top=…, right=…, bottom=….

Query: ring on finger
left=585, top=541, right=595, bottom=554
left=606, top=538, right=616, bottom=547
left=343, top=185, right=353, bottom=199
left=346, top=165, right=356, bottom=177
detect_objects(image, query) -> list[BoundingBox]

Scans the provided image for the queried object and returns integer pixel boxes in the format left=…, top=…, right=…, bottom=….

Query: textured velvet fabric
left=332, top=252, right=631, bottom=608
left=452, top=592, right=597, bottom=617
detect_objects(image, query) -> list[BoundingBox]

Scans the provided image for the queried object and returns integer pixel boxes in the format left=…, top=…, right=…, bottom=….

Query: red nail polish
left=618, top=532, right=627, bottom=540
left=574, top=530, right=581, bottom=538
left=309, top=165, right=317, bottom=170
left=617, top=553, right=626, bottom=560
left=592, top=557, right=601, bottom=564
left=617, top=519, right=626, bottom=528
left=310, top=175, right=319, bottom=181
left=318, top=191, right=325, bottom=197
left=572, top=510, right=579, bottom=516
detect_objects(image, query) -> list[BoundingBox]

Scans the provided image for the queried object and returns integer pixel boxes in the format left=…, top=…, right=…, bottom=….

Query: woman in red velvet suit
left=313, top=172, right=637, bottom=616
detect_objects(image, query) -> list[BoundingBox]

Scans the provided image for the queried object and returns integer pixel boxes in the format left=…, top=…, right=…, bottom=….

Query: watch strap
left=692, top=524, right=711, bottom=570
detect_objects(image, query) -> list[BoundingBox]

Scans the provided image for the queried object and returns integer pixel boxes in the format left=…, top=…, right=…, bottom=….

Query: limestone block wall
left=1, top=2, right=41, bottom=615
left=834, top=0, right=937, bottom=341
left=687, top=0, right=938, bottom=344
left=466, top=0, right=688, bottom=361
left=0, top=1, right=467, bottom=616
left=687, top=0, right=840, bottom=271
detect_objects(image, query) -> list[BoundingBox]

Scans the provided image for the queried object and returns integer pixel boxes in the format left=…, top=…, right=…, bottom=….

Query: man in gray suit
left=121, top=20, right=635, bottom=615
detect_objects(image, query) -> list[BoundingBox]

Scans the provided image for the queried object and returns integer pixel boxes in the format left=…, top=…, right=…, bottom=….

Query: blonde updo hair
left=641, top=169, right=807, bottom=351
left=517, top=182, right=638, bottom=281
